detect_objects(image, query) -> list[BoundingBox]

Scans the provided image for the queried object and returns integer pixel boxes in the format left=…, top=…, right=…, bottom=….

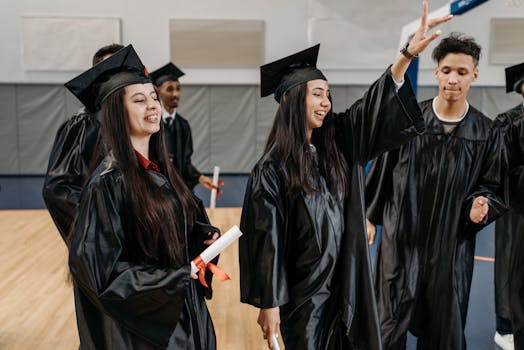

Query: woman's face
left=305, top=79, right=331, bottom=131
left=124, top=83, right=161, bottom=138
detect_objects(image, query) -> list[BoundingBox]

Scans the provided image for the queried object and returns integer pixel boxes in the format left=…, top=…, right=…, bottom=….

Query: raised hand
left=391, top=1, right=453, bottom=81
left=406, top=1, right=454, bottom=57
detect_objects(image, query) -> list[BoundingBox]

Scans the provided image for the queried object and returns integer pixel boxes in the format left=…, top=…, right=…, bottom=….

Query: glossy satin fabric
left=366, top=100, right=507, bottom=350
left=163, top=113, right=201, bottom=189
left=42, top=108, right=101, bottom=242
left=495, top=104, right=524, bottom=349
left=240, top=68, right=424, bottom=350
left=494, top=104, right=524, bottom=329
left=69, top=156, right=216, bottom=349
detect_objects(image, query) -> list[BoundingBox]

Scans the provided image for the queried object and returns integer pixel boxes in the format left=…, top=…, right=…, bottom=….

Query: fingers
left=421, top=29, right=443, bottom=46
left=366, top=218, right=376, bottom=245
left=190, top=272, right=198, bottom=279
left=470, top=196, right=490, bottom=223
left=474, top=196, right=488, bottom=206
left=420, top=1, right=428, bottom=29
left=262, top=331, right=278, bottom=349
left=368, top=229, right=376, bottom=245
left=427, top=14, right=453, bottom=29
left=203, top=232, right=219, bottom=245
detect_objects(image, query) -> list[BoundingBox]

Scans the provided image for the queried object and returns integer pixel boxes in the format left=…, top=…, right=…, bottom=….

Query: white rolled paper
left=191, top=225, right=243, bottom=274
left=209, top=165, right=220, bottom=209
left=271, top=334, right=280, bottom=350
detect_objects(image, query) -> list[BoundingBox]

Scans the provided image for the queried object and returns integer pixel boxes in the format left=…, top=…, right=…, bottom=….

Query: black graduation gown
left=240, top=68, right=424, bottom=350
left=494, top=104, right=524, bottom=349
left=494, top=104, right=524, bottom=330
left=42, top=108, right=101, bottom=242
left=69, top=156, right=216, bottom=350
left=164, top=113, right=201, bottom=189
left=366, top=99, right=506, bottom=350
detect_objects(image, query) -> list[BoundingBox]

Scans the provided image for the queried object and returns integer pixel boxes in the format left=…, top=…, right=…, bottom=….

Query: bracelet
left=400, top=42, right=418, bottom=60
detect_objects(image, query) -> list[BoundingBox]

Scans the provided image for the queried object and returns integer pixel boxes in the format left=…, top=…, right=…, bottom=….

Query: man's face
left=434, top=53, right=478, bottom=104
left=158, top=80, right=181, bottom=110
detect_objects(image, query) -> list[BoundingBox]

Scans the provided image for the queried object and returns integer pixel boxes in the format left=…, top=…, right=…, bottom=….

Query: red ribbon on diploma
left=193, top=256, right=230, bottom=288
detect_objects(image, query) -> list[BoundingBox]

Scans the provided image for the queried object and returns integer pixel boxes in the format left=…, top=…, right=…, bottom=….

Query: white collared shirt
left=162, top=107, right=177, bottom=124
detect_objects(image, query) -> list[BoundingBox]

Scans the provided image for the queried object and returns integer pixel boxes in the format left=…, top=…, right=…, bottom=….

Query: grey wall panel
left=481, top=87, right=523, bottom=119
left=0, top=86, right=19, bottom=174
left=209, top=86, right=257, bottom=172
left=467, top=88, right=483, bottom=117
left=0, top=83, right=517, bottom=175
left=329, top=86, right=350, bottom=113
left=64, top=87, right=84, bottom=117
left=178, top=86, right=211, bottom=173
left=346, top=86, right=370, bottom=110
left=17, top=85, right=66, bottom=174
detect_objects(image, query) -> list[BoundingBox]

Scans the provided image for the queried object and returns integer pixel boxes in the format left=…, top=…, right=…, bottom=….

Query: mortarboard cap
left=505, top=62, right=524, bottom=94
left=150, top=63, right=185, bottom=87
left=65, top=44, right=151, bottom=112
left=260, top=44, right=326, bottom=103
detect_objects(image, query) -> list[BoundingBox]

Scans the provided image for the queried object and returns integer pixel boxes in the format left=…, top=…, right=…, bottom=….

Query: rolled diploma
left=209, top=166, right=220, bottom=209
left=191, top=225, right=242, bottom=274
left=270, top=334, right=280, bottom=350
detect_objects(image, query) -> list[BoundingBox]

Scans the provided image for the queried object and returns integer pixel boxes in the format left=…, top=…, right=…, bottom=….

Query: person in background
left=239, top=3, right=451, bottom=349
left=66, top=45, right=219, bottom=349
left=42, top=43, right=124, bottom=242
left=150, top=63, right=223, bottom=195
left=365, top=33, right=507, bottom=349
left=493, top=61, right=524, bottom=350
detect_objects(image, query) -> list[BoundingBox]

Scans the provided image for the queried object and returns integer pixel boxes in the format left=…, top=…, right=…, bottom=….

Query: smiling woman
left=63, top=45, right=221, bottom=350
left=124, top=83, right=162, bottom=149
left=305, top=79, right=331, bottom=136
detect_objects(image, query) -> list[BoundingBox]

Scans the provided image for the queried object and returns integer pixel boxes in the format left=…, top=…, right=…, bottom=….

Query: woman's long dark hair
left=99, top=87, right=197, bottom=266
left=265, top=83, right=349, bottom=195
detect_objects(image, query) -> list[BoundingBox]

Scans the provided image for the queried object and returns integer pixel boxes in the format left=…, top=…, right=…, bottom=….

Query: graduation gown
left=495, top=103, right=524, bottom=349
left=164, top=113, right=201, bottom=189
left=494, top=104, right=524, bottom=329
left=366, top=99, right=506, bottom=350
left=42, top=108, right=101, bottom=242
left=240, top=68, right=424, bottom=350
left=69, top=155, right=216, bottom=350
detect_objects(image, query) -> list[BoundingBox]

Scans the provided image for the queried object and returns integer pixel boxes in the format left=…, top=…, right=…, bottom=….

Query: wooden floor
left=0, top=209, right=280, bottom=349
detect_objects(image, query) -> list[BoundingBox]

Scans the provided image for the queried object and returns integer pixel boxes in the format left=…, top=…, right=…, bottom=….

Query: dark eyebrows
left=130, top=89, right=157, bottom=99
left=130, top=92, right=145, bottom=98
left=311, top=87, right=330, bottom=94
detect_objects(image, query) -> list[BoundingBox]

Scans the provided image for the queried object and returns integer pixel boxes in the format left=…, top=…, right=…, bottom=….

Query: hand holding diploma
left=258, top=307, right=281, bottom=350
left=191, top=225, right=243, bottom=287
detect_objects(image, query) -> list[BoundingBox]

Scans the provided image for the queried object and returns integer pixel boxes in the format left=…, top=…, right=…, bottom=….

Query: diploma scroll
left=191, top=225, right=243, bottom=287
left=271, top=334, right=280, bottom=350
left=209, top=166, right=220, bottom=209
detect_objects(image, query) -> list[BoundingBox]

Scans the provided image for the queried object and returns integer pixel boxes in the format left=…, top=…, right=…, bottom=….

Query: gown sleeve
left=239, top=162, right=289, bottom=308
left=464, top=125, right=508, bottom=231
left=69, top=170, right=191, bottom=347
left=365, top=149, right=400, bottom=225
left=495, top=107, right=524, bottom=215
left=334, top=68, right=424, bottom=163
left=42, top=111, right=100, bottom=242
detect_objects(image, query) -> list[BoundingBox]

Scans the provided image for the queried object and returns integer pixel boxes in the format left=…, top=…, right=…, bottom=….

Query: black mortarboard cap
left=150, top=63, right=185, bottom=87
left=65, top=44, right=151, bottom=112
left=260, top=44, right=326, bottom=103
left=505, top=62, right=524, bottom=94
